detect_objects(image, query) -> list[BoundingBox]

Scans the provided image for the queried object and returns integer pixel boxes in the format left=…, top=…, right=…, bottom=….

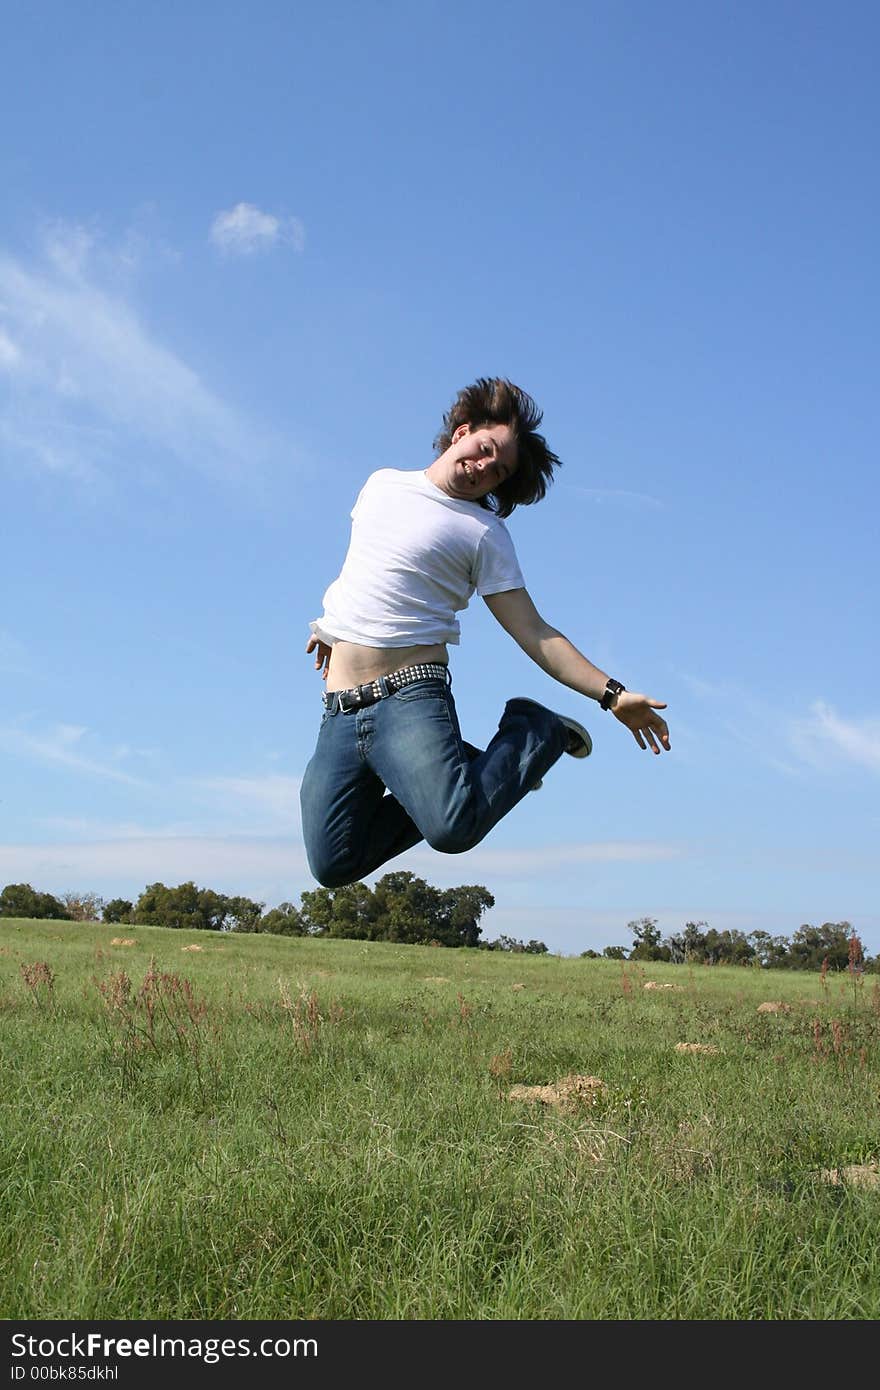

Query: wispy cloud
left=400, top=839, right=681, bottom=875
left=0, top=223, right=271, bottom=483
left=0, top=327, right=21, bottom=369
left=188, top=774, right=302, bottom=831
left=791, top=700, right=880, bottom=774
left=0, top=720, right=145, bottom=785
left=210, top=203, right=305, bottom=257
left=0, top=836, right=308, bottom=901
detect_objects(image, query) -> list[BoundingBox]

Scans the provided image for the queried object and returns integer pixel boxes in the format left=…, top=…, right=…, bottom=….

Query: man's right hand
left=306, top=634, right=331, bottom=680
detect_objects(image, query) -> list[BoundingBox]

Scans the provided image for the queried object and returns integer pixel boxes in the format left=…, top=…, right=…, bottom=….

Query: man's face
left=443, top=422, right=519, bottom=501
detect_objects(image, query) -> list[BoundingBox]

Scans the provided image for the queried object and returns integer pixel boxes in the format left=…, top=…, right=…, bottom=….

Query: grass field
left=2, top=917, right=879, bottom=1320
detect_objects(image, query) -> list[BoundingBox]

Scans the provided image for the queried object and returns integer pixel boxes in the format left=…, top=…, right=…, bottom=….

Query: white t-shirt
left=310, top=468, right=525, bottom=648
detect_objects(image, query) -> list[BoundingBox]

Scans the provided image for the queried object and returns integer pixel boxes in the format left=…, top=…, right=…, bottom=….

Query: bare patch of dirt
left=644, top=981, right=679, bottom=991
left=819, top=1164, right=880, bottom=1190
left=756, top=1001, right=792, bottom=1014
left=675, top=1042, right=720, bottom=1055
left=508, top=1073, right=605, bottom=1111
left=423, top=975, right=451, bottom=983
left=110, top=938, right=136, bottom=946
left=181, top=944, right=204, bottom=952
left=511, top=982, right=526, bottom=991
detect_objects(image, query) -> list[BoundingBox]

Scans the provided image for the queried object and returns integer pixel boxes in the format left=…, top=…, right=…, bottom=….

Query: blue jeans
left=300, top=675, right=567, bottom=888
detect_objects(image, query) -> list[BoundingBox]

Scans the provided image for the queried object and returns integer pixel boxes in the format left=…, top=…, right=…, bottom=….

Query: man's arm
left=483, top=588, right=671, bottom=754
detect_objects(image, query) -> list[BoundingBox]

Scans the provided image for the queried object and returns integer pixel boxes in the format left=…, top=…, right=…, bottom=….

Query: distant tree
left=783, top=922, right=853, bottom=972
left=435, top=885, right=494, bottom=947
left=198, top=888, right=234, bottom=932
left=131, top=882, right=247, bottom=932
left=748, top=930, right=790, bottom=969
left=602, top=945, right=628, bottom=960
left=60, top=892, right=105, bottom=922
left=293, top=874, right=494, bottom=947
left=0, top=883, right=71, bottom=920
left=704, top=928, right=754, bottom=966
left=628, top=917, right=669, bottom=962
left=225, top=895, right=264, bottom=933
left=325, top=882, right=380, bottom=940
left=666, top=920, right=709, bottom=964
left=103, top=899, right=133, bottom=924
left=298, top=887, right=335, bottom=936
left=486, top=933, right=547, bottom=954
left=580, top=949, right=600, bottom=959
left=258, top=902, right=306, bottom=935
left=372, top=872, right=441, bottom=944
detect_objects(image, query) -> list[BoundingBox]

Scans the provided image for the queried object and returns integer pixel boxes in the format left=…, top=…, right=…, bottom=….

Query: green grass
left=2, top=917, right=879, bottom=1319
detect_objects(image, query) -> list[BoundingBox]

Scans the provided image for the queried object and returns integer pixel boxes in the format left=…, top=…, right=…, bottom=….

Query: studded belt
left=322, top=662, right=450, bottom=713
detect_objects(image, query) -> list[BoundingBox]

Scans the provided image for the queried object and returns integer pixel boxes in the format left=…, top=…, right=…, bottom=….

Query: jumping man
left=300, top=378, right=670, bottom=888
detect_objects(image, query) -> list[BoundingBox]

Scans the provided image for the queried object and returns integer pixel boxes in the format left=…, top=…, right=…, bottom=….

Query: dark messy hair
left=433, top=377, right=561, bottom=518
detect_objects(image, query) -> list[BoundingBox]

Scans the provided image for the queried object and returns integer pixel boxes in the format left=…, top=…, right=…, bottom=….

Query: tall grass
left=1, top=918, right=879, bottom=1319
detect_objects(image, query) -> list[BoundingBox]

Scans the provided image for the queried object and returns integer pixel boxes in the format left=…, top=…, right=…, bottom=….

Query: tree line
left=2, top=881, right=874, bottom=968
left=582, top=916, right=878, bottom=972
left=0, top=876, right=547, bottom=953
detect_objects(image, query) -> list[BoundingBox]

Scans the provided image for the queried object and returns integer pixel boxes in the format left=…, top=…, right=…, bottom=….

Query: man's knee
left=305, top=843, right=360, bottom=890
left=421, top=806, right=480, bottom=856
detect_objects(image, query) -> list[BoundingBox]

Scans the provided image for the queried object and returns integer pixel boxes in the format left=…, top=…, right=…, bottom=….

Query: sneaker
left=514, top=698, right=592, bottom=759
left=559, top=715, right=592, bottom=758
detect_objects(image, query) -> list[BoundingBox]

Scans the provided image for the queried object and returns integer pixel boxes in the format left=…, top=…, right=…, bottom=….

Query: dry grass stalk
left=489, top=1047, right=513, bottom=1085
left=278, top=979, right=325, bottom=1053
left=20, top=961, right=55, bottom=1009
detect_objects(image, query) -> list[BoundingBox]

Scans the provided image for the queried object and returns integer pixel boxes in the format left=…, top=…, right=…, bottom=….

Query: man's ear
left=452, top=422, right=472, bottom=442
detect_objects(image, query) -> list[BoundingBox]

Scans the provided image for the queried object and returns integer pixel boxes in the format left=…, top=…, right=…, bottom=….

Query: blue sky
left=2, top=0, right=879, bottom=955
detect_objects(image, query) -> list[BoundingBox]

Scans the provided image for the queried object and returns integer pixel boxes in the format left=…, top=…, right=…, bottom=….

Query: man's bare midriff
left=326, top=640, right=449, bottom=692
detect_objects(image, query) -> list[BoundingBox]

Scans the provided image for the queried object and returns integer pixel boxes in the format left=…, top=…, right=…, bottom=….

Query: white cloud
left=0, top=224, right=272, bottom=482
left=210, top=203, right=305, bottom=257
left=395, top=839, right=681, bottom=876
left=791, top=700, right=880, bottom=774
left=0, top=720, right=145, bottom=785
left=188, top=774, right=302, bottom=831
left=38, top=817, right=204, bottom=841
left=0, top=327, right=20, bottom=370
left=0, top=836, right=309, bottom=902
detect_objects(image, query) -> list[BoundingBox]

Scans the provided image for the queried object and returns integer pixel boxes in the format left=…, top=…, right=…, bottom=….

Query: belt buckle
left=338, top=683, right=378, bottom=713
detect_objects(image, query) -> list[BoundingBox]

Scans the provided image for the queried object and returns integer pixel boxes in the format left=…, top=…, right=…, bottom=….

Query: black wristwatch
left=600, top=678, right=625, bottom=711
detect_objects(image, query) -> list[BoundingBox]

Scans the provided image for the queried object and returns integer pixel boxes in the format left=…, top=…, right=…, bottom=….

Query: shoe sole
left=513, top=698, right=592, bottom=759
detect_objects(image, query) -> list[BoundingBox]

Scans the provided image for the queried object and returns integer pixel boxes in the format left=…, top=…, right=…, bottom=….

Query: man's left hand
left=611, top=692, right=671, bottom=754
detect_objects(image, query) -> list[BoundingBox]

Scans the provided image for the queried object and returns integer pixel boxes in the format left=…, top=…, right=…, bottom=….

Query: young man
left=300, top=378, right=670, bottom=888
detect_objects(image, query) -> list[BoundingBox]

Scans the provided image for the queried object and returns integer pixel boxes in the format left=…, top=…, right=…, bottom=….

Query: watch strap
left=600, top=678, right=625, bottom=711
